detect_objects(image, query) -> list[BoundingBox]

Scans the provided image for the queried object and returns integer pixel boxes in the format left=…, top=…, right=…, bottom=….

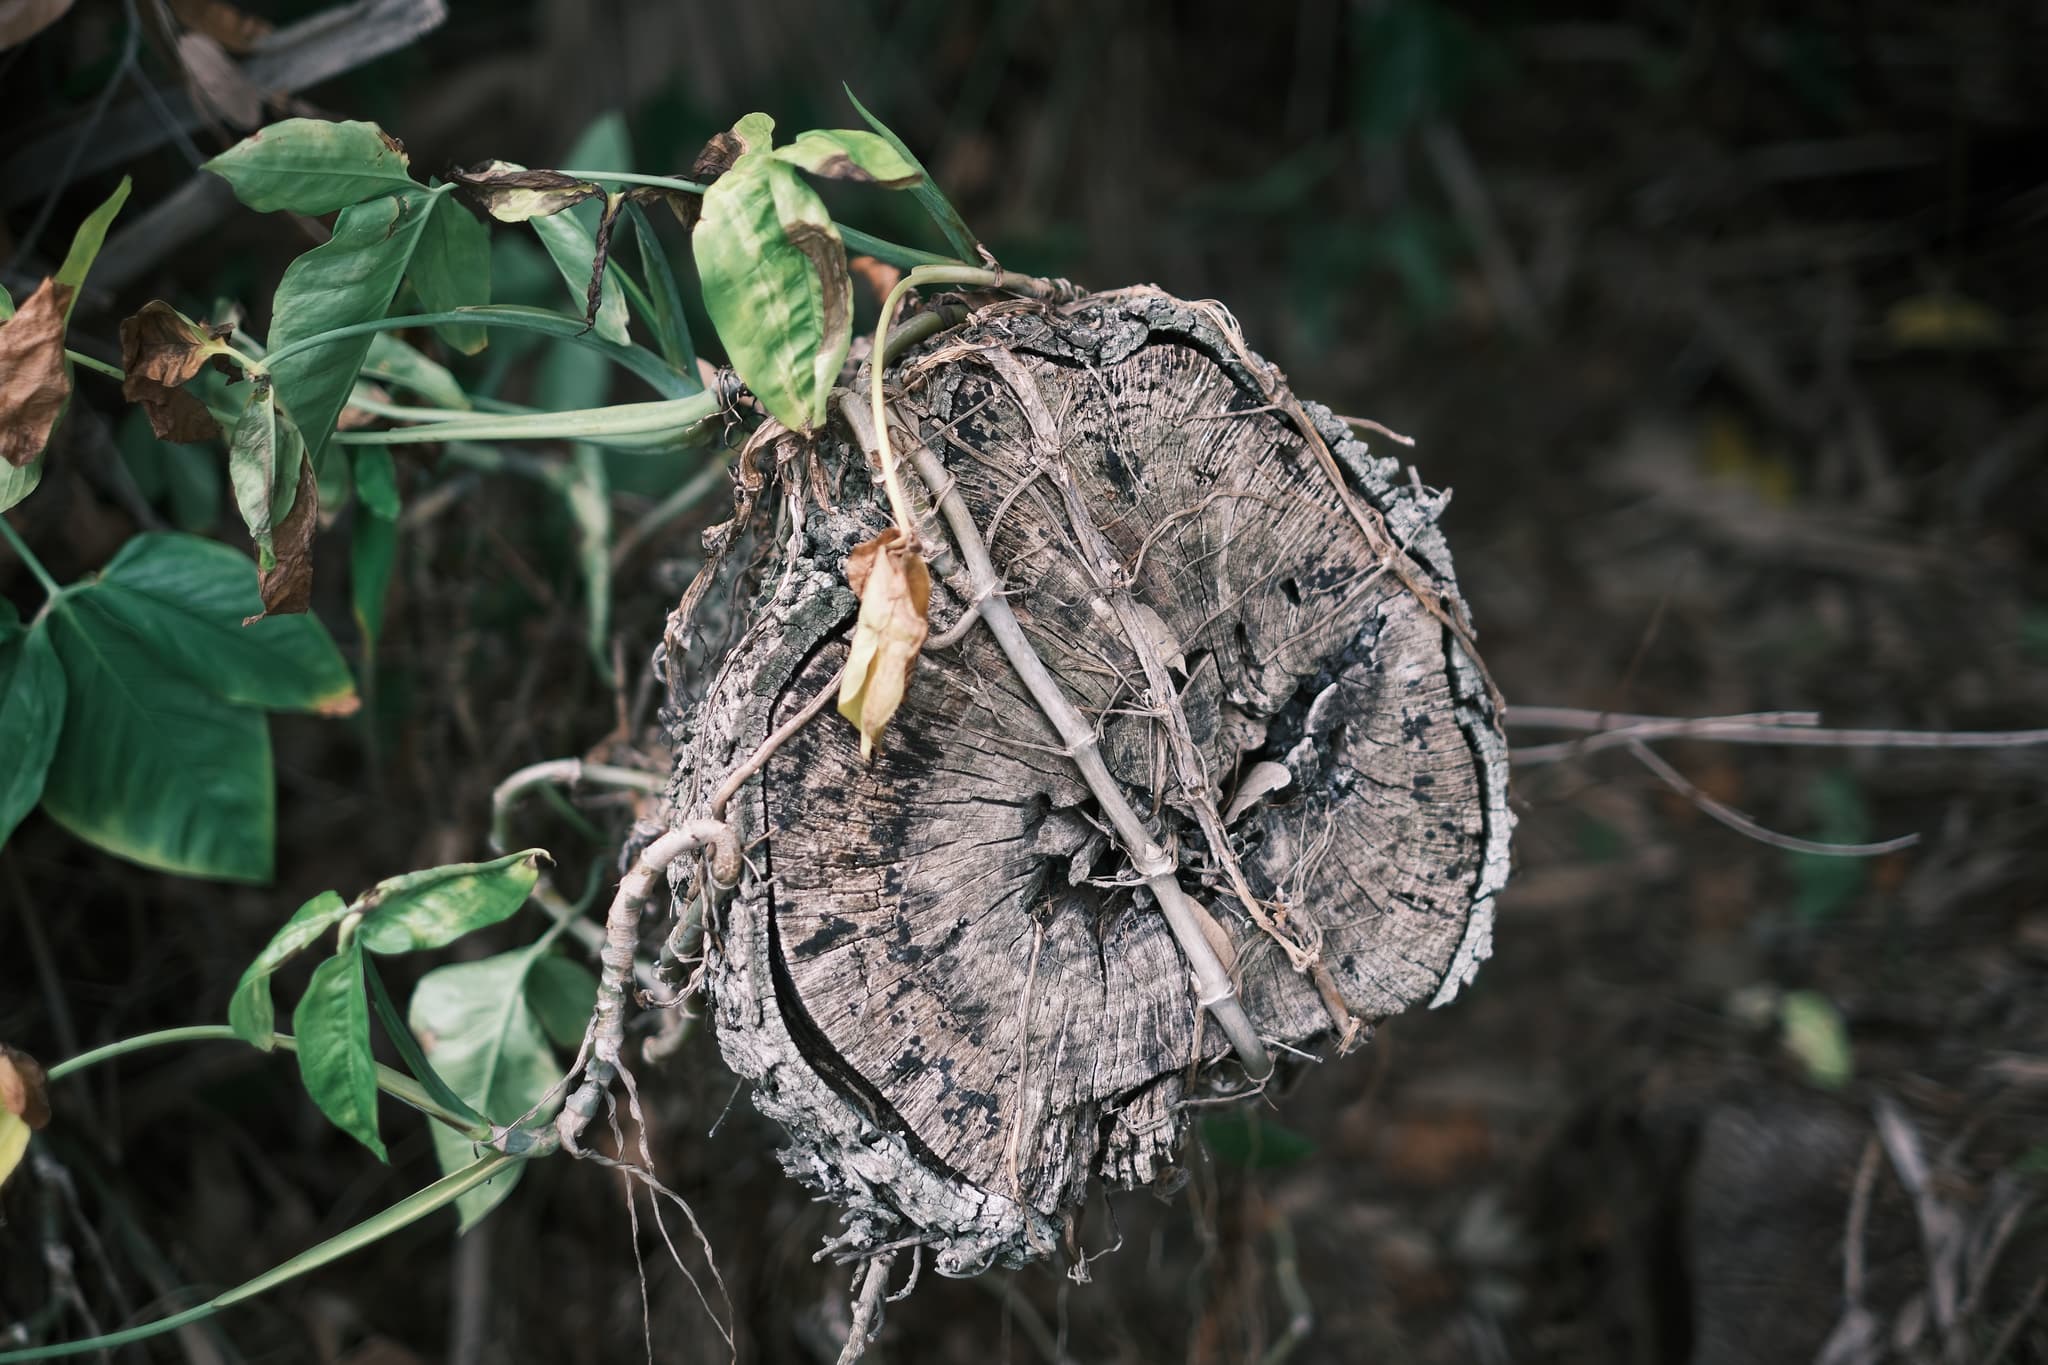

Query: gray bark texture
left=661, top=289, right=1513, bottom=1276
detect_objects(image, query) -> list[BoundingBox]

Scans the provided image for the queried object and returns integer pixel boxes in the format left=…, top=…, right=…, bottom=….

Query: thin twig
left=836, top=1254, right=896, bottom=1365
left=1508, top=705, right=2048, bottom=765
left=1625, top=739, right=1918, bottom=857
left=709, top=668, right=843, bottom=820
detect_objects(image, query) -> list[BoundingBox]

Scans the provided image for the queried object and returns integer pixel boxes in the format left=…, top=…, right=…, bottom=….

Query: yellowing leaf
left=837, top=528, right=930, bottom=759
left=449, top=161, right=603, bottom=223
left=0, top=278, right=74, bottom=467
left=0, top=1043, right=50, bottom=1192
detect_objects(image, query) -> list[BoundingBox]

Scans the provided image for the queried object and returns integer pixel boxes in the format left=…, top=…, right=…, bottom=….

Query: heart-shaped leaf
left=204, top=118, right=417, bottom=214
left=693, top=154, right=851, bottom=433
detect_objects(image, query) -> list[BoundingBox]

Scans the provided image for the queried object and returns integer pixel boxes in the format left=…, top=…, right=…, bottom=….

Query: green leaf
left=843, top=87, right=978, bottom=261
left=525, top=953, right=597, bottom=1051
left=350, top=496, right=397, bottom=660
left=41, top=591, right=276, bottom=882
left=693, top=155, right=851, bottom=433
left=0, top=620, right=65, bottom=847
left=731, top=112, right=775, bottom=154
left=408, top=945, right=566, bottom=1229
left=774, top=130, right=921, bottom=187
left=116, top=409, right=220, bottom=531
left=228, top=890, right=350, bottom=1048
left=362, top=332, right=470, bottom=411
left=0, top=456, right=41, bottom=515
left=266, top=189, right=437, bottom=463
left=410, top=194, right=491, bottom=355
left=625, top=201, right=696, bottom=378
left=1199, top=1113, right=1317, bottom=1170
left=362, top=955, right=483, bottom=1128
left=566, top=446, right=611, bottom=680
left=1790, top=771, right=1871, bottom=925
left=94, top=533, right=357, bottom=714
left=293, top=939, right=387, bottom=1159
left=226, top=380, right=305, bottom=571
left=353, top=445, right=401, bottom=519
left=54, top=177, right=133, bottom=315
left=353, top=850, right=546, bottom=955
left=205, top=119, right=417, bottom=214
left=1780, top=989, right=1853, bottom=1090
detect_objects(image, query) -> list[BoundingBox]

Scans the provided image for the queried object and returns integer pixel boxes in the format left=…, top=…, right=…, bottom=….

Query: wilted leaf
left=0, top=279, right=74, bottom=466
left=844, top=86, right=980, bottom=261
left=228, top=889, right=350, bottom=1047
left=266, top=190, right=436, bottom=461
left=249, top=456, right=319, bottom=620
left=408, top=945, right=567, bottom=1230
left=449, top=162, right=603, bottom=223
left=119, top=299, right=231, bottom=442
left=0, top=0, right=69, bottom=49
left=732, top=111, right=775, bottom=154
left=693, top=155, right=851, bottom=433
left=352, top=850, right=547, bottom=955
left=0, top=1043, right=50, bottom=1192
left=1780, top=989, right=1853, bottom=1090
left=169, top=0, right=270, bottom=52
left=837, top=528, right=931, bottom=759
left=227, top=378, right=306, bottom=571
left=204, top=118, right=416, bottom=214
left=178, top=30, right=263, bottom=128
left=773, top=129, right=921, bottom=186
left=409, top=193, right=491, bottom=354
left=294, top=939, right=386, bottom=1159
left=0, top=615, right=66, bottom=847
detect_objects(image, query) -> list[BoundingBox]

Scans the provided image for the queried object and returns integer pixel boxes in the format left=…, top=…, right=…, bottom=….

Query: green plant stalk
left=330, top=391, right=720, bottom=449
left=48, top=1024, right=488, bottom=1139
left=0, top=516, right=61, bottom=598
left=259, top=306, right=694, bottom=399
left=61, top=349, right=125, bottom=382
left=556, top=169, right=962, bottom=270
left=870, top=265, right=1009, bottom=538
left=0, top=1153, right=516, bottom=1362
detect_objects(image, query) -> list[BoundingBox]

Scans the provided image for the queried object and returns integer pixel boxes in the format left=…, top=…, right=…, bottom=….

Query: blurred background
left=3, top=1, right=2046, bottom=1361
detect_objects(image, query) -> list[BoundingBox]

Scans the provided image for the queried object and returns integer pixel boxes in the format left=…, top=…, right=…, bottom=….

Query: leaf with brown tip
left=119, top=300, right=231, bottom=441
left=0, top=1042, right=50, bottom=1192
left=449, top=161, right=603, bottom=223
left=246, top=457, right=319, bottom=622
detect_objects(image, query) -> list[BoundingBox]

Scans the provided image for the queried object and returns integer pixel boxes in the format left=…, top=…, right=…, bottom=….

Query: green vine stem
left=49, top=1024, right=489, bottom=1140
left=0, top=516, right=61, bottom=599
left=61, top=349, right=125, bottom=382
left=0, top=1153, right=516, bottom=1362
left=332, top=391, right=722, bottom=449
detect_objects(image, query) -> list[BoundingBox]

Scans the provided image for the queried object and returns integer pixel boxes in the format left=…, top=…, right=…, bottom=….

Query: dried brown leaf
left=168, top=0, right=270, bottom=52
left=119, top=300, right=229, bottom=441
left=245, top=457, right=317, bottom=622
left=0, top=278, right=74, bottom=467
left=837, top=527, right=931, bottom=759
left=0, top=0, right=71, bottom=51
left=448, top=162, right=602, bottom=223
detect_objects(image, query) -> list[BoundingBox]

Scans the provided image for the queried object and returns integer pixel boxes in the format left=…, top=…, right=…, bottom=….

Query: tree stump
left=663, top=289, right=1513, bottom=1275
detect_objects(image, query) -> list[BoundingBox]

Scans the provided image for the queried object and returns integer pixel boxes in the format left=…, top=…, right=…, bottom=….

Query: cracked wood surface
left=665, top=291, right=1513, bottom=1274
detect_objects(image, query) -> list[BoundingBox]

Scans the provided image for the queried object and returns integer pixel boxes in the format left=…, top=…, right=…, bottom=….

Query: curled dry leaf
left=449, top=162, right=603, bottom=223
left=246, top=457, right=319, bottom=622
left=0, top=278, right=73, bottom=467
left=836, top=527, right=931, bottom=759
left=119, top=300, right=230, bottom=441
left=0, top=1042, right=51, bottom=1192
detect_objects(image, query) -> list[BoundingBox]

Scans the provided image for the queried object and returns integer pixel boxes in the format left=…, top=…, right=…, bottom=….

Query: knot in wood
left=666, top=289, right=1513, bottom=1276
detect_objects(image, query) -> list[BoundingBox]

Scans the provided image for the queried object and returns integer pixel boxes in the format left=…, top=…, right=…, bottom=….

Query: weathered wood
left=663, top=290, right=1513, bottom=1275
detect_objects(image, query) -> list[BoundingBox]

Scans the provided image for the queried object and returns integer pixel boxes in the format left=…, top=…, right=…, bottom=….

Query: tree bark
left=662, top=289, right=1513, bottom=1275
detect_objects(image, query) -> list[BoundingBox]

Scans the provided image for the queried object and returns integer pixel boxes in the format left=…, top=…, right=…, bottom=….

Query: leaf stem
left=0, top=516, right=61, bottom=598
left=61, top=349, right=125, bottom=382
left=47, top=1024, right=489, bottom=1139
left=0, top=1154, right=515, bottom=1362
left=331, top=391, right=721, bottom=449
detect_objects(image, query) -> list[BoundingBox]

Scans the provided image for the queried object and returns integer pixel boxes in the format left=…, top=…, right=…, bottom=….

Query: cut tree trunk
left=662, top=289, right=1513, bottom=1275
